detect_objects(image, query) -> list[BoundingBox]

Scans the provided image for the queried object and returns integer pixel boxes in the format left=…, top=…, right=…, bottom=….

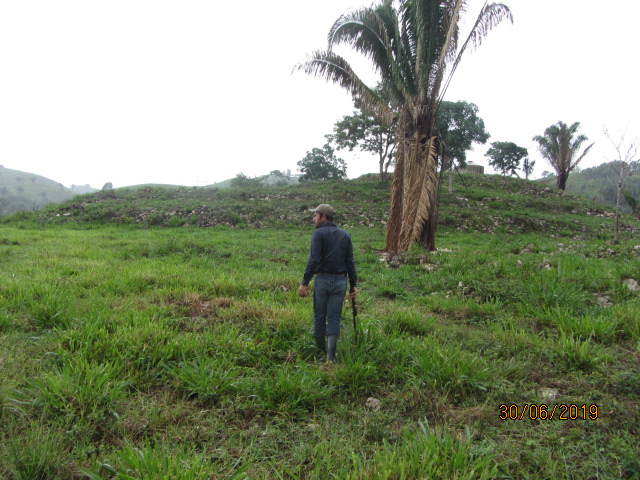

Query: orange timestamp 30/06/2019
left=499, top=403, right=599, bottom=421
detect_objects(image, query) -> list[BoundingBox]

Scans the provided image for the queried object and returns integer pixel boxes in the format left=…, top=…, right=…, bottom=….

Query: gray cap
left=310, top=204, right=336, bottom=216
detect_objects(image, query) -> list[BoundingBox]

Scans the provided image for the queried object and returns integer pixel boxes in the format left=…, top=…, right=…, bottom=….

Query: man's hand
left=298, top=285, right=308, bottom=297
left=349, top=287, right=358, bottom=299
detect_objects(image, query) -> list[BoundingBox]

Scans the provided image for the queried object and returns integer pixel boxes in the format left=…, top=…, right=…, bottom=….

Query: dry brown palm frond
left=401, top=137, right=438, bottom=250
left=410, top=137, right=438, bottom=243
left=395, top=133, right=437, bottom=251
left=570, top=142, right=595, bottom=170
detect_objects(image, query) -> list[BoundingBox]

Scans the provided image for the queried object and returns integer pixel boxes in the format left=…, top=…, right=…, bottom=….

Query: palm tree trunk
left=385, top=132, right=407, bottom=252
left=385, top=115, right=438, bottom=252
left=417, top=139, right=439, bottom=251
left=556, top=172, right=568, bottom=190
left=396, top=130, right=427, bottom=250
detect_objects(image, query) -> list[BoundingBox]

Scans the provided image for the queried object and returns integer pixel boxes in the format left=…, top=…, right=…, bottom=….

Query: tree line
left=298, top=102, right=601, bottom=196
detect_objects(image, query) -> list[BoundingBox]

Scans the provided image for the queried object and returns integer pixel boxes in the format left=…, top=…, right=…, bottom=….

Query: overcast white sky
left=1, top=1, right=638, bottom=188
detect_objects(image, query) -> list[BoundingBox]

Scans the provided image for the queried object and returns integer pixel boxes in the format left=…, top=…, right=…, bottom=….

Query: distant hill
left=207, top=172, right=301, bottom=189
left=71, top=184, right=100, bottom=195
left=0, top=167, right=76, bottom=215
left=564, top=161, right=640, bottom=212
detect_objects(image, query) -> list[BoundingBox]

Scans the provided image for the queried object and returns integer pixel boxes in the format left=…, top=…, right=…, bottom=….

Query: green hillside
left=21, top=174, right=638, bottom=241
left=0, top=167, right=75, bottom=215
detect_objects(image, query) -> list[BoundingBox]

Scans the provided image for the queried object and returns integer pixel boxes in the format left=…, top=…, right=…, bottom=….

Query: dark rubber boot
left=327, top=335, right=338, bottom=363
left=315, top=336, right=326, bottom=354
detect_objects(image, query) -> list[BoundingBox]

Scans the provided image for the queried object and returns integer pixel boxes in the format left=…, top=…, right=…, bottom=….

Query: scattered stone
left=538, top=262, right=552, bottom=270
left=623, top=279, right=639, bottom=292
left=596, top=295, right=613, bottom=307
left=365, top=397, right=382, bottom=412
left=379, top=252, right=403, bottom=268
left=539, top=388, right=559, bottom=401
left=521, top=244, right=536, bottom=254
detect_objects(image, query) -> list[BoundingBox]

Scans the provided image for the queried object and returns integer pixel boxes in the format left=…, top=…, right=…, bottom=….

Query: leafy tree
left=297, top=143, right=347, bottom=182
left=485, top=142, right=528, bottom=176
left=436, top=100, right=489, bottom=192
left=330, top=85, right=397, bottom=181
left=231, top=173, right=262, bottom=188
left=296, top=0, right=512, bottom=252
left=436, top=101, right=490, bottom=170
left=532, top=121, right=594, bottom=190
left=267, top=170, right=289, bottom=187
left=330, top=110, right=396, bottom=181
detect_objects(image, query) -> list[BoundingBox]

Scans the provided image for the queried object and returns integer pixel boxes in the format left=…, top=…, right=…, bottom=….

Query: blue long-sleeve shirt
left=302, top=222, right=357, bottom=289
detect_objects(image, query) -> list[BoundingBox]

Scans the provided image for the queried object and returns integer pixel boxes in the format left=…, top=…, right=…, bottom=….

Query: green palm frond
left=570, top=142, right=594, bottom=171
left=465, top=2, right=513, bottom=51
left=440, top=2, right=513, bottom=102
left=327, top=3, right=414, bottom=106
left=294, top=50, right=394, bottom=123
left=429, top=0, right=464, bottom=105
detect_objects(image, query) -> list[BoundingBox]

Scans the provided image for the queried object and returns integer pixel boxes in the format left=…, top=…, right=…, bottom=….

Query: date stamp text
left=499, top=404, right=599, bottom=421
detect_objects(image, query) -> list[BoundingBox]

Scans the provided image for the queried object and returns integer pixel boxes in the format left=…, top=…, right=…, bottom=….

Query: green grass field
left=1, top=177, right=639, bottom=479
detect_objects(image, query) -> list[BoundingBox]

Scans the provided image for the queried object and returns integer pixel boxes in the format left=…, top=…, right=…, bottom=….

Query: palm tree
left=532, top=121, right=594, bottom=191
left=295, top=0, right=512, bottom=251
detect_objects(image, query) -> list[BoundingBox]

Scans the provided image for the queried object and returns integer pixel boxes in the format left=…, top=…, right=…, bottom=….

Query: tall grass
left=0, top=198, right=638, bottom=479
left=350, top=421, right=498, bottom=480
left=10, top=356, right=128, bottom=426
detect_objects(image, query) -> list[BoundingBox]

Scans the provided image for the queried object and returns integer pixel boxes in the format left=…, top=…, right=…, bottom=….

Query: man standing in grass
left=298, top=204, right=358, bottom=363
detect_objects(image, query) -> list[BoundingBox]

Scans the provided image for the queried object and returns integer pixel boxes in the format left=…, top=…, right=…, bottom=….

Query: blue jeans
left=313, top=274, right=347, bottom=338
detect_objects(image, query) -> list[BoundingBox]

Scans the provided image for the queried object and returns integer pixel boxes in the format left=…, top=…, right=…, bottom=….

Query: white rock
left=623, top=279, right=639, bottom=291
left=539, top=388, right=559, bottom=401
left=365, top=397, right=382, bottom=411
